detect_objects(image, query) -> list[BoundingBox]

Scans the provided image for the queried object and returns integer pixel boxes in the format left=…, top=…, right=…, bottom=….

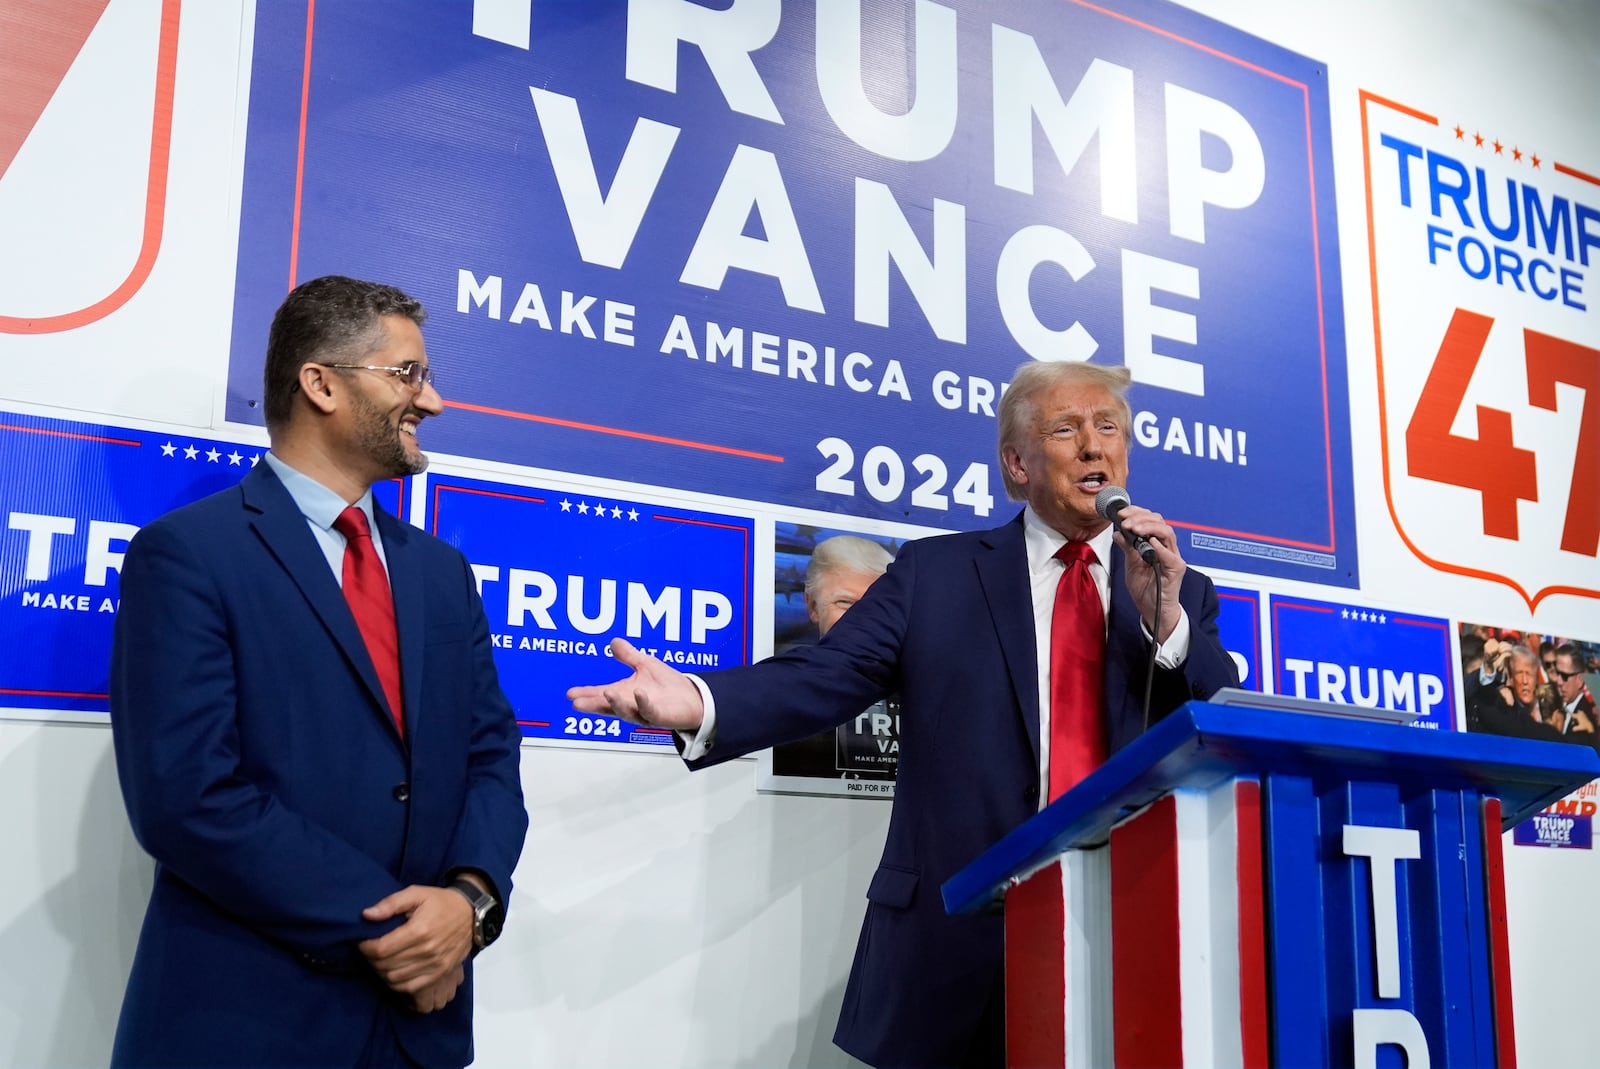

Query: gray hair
left=805, top=535, right=893, bottom=599
left=996, top=362, right=1133, bottom=500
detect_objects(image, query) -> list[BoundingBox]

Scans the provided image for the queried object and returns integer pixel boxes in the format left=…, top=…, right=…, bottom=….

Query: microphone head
left=1094, top=484, right=1131, bottom=522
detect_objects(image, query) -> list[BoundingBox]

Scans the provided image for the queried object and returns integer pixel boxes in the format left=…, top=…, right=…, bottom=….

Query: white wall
left=2, top=0, right=1598, bottom=1066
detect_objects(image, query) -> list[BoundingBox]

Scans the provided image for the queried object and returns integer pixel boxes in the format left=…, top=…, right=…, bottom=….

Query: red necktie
left=1047, top=541, right=1106, bottom=800
left=333, top=506, right=404, bottom=737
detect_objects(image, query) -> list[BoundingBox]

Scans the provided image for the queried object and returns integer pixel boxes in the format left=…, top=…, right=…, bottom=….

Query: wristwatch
left=448, top=877, right=504, bottom=950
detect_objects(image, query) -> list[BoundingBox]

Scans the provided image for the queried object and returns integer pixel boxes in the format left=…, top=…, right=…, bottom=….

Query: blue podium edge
left=942, top=701, right=1600, bottom=916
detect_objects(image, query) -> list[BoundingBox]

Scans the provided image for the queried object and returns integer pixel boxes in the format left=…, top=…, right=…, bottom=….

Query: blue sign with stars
left=422, top=471, right=754, bottom=749
left=0, top=412, right=407, bottom=716
left=1268, top=594, right=1457, bottom=730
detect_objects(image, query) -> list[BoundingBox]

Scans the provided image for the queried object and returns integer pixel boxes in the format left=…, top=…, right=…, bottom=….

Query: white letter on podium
left=1343, top=824, right=1421, bottom=999
left=1353, top=1008, right=1430, bottom=1069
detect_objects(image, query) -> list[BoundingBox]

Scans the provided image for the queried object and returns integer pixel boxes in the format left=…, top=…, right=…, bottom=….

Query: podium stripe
left=1111, top=794, right=1183, bottom=1067
left=1482, top=797, right=1518, bottom=1069
left=1005, top=861, right=1067, bottom=1069
left=1234, top=780, right=1270, bottom=1069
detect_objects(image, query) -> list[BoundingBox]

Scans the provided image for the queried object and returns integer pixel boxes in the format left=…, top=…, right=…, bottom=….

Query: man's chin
left=402, top=450, right=430, bottom=476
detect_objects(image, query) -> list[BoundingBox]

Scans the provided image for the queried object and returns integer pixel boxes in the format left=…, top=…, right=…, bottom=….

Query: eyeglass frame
left=316, top=361, right=435, bottom=391
left=1549, top=666, right=1584, bottom=683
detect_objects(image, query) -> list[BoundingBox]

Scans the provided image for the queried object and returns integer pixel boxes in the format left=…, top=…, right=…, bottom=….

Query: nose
left=414, top=378, right=444, bottom=415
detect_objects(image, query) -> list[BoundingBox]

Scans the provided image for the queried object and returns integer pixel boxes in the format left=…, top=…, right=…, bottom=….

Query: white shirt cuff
left=677, top=674, right=717, bottom=760
left=1141, top=607, right=1191, bottom=670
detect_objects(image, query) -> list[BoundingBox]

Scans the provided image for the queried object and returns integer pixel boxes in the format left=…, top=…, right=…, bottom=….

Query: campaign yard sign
left=0, top=413, right=392, bottom=716
left=424, top=471, right=753, bottom=749
left=1269, top=594, right=1457, bottom=730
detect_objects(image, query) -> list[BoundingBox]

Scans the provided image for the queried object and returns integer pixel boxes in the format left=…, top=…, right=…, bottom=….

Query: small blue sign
left=425, top=472, right=754, bottom=748
left=0, top=415, right=405, bottom=715
left=1268, top=595, right=1457, bottom=730
left=1514, top=811, right=1593, bottom=849
left=1214, top=584, right=1262, bottom=691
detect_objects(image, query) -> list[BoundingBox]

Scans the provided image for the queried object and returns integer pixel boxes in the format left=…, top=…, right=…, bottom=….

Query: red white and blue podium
left=943, top=699, right=1599, bottom=1069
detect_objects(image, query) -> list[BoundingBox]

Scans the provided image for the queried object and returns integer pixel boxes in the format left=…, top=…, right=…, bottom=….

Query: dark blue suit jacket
left=696, top=512, right=1238, bottom=1068
left=109, top=463, right=527, bottom=1069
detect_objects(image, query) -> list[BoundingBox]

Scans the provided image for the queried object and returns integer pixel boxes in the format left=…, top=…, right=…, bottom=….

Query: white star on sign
left=592, top=503, right=607, bottom=519
left=206, top=448, right=221, bottom=462
left=160, top=441, right=176, bottom=456
left=560, top=499, right=572, bottom=512
left=611, top=506, right=622, bottom=518
left=183, top=445, right=198, bottom=459
left=249, top=454, right=260, bottom=466
left=228, top=451, right=243, bottom=465
left=576, top=502, right=589, bottom=515
left=627, top=509, right=639, bottom=521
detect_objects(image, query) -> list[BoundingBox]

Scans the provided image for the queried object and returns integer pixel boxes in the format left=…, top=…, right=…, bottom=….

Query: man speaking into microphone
left=568, top=361, right=1237, bottom=1069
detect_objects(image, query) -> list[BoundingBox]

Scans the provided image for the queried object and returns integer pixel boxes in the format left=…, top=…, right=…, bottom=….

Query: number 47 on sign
left=1406, top=309, right=1598, bottom=557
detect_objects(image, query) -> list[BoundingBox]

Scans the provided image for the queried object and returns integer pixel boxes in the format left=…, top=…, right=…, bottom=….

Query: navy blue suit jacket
left=109, top=463, right=527, bottom=1069
left=696, top=512, right=1238, bottom=1068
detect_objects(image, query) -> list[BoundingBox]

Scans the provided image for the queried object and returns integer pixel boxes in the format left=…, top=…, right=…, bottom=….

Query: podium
left=942, top=700, right=1599, bottom=1069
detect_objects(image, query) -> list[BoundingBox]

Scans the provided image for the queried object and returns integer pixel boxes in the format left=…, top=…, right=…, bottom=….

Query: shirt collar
left=1022, top=506, right=1114, bottom=572
left=262, top=452, right=376, bottom=533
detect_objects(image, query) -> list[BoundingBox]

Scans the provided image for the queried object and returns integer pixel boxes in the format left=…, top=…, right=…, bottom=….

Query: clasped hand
left=359, top=885, right=474, bottom=1013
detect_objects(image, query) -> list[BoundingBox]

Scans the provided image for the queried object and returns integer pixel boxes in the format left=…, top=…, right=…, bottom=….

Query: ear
left=297, top=363, right=340, bottom=416
left=1000, top=443, right=1028, bottom=488
left=804, top=591, right=821, bottom=626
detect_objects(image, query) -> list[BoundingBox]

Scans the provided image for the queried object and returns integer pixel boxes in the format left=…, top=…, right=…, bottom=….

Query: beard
left=350, top=387, right=428, bottom=477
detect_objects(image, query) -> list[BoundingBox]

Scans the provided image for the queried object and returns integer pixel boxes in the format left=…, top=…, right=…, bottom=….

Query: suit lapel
left=1104, top=548, right=1157, bottom=740
left=241, top=464, right=401, bottom=742
left=974, top=513, right=1042, bottom=767
left=374, top=504, right=425, bottom=741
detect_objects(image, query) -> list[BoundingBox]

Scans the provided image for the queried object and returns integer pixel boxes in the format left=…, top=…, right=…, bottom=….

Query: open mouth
left=1077, top=472, right=1108, bottom=492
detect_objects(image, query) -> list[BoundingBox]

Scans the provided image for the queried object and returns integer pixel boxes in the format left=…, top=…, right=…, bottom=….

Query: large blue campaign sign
left=1269, top=595, right=1458, bottom=731
left=424, top=472, right=753, bottom=749
left=226, top=0, right=1355, bottom=587
left=0, top=414, right=410, bottom=716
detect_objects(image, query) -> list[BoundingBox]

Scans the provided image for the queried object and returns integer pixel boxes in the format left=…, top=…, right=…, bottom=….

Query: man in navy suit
left=110, top=276, right=527, bottom=1068
left=569, top=360, right=1238, bottom=1068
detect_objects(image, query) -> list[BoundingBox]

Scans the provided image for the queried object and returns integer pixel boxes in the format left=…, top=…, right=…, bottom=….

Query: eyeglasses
left=320, top=362, right=435, bottom=391
left=1550, top=668, right=1583, bottom=682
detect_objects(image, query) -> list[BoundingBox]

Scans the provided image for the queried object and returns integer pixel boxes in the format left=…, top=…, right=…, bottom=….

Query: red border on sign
left=0, top=0, right=182, bottom=334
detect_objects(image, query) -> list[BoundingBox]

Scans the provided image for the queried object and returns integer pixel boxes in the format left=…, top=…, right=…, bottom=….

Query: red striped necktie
left=1047, top=541, right=1106, bottom=801
left=333, top=506, right=404, bottom=737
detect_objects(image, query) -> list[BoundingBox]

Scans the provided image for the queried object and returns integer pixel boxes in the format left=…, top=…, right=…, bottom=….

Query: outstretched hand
left=566, top=637, right=706, bottom=731
left=1112, top=504, right=1186, bottom=643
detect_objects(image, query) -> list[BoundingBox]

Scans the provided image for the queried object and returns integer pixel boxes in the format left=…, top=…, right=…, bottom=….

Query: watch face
left=480, top=913, right=503, bottom=946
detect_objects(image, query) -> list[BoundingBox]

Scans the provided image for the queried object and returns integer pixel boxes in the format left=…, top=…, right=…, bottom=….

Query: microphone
left=1094, top=485, right=1156, bottom=565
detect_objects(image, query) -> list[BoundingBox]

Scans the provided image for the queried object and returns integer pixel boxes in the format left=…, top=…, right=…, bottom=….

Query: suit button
left=392, top=783, right=411, bottom=802
left=1023, top=784, right=1039, bottom=803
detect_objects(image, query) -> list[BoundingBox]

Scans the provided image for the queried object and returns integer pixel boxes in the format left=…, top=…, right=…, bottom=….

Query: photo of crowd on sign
left=1458, top=623, right=1600, bottom=750
left=763, top=523, right=908, bottom=797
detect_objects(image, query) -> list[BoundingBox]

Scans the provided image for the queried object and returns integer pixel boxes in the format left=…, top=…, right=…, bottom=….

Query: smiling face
left=1000, top=380, right=1130, bottom=541
left=336, top=315, right=442, bottom=481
